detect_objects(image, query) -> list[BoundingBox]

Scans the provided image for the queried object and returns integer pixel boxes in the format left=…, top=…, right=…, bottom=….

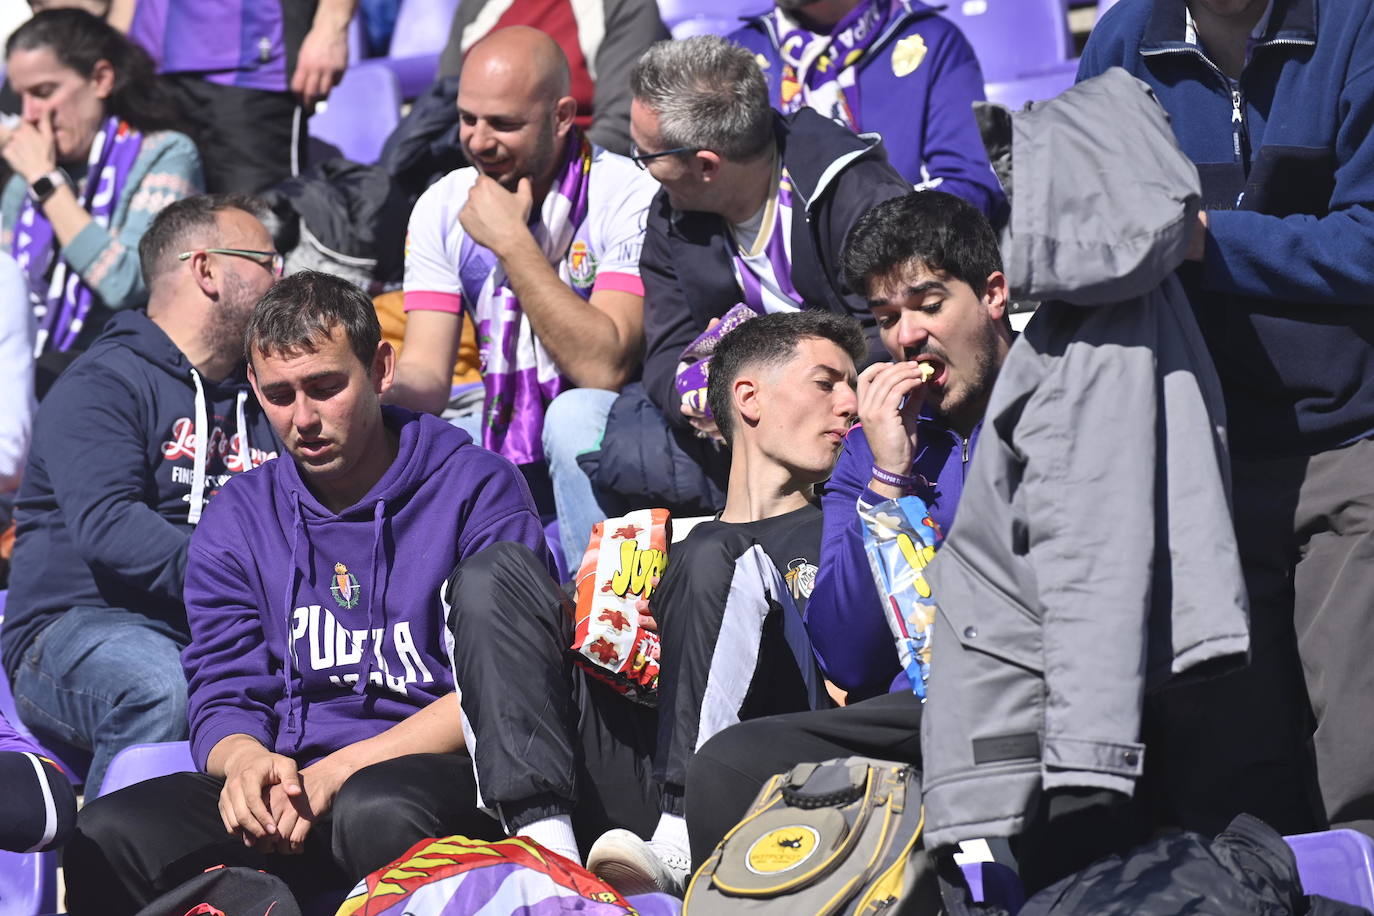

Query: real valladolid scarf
left=474, top=130, right=593, bottom=464
left=774, top=0, right=892, bottom=128
left=12, top=116, right=143, bottom=354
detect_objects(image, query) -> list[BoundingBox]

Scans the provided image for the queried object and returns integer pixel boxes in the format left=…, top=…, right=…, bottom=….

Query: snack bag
left=674, top=304, right=760, bottom=418
left=571, top=508, right=671, bottom=703
left=858, top=496, right=944, bottom=700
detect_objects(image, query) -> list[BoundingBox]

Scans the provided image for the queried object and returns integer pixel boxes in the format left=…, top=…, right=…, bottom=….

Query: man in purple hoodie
left=65, top=271, right=554, bottom=913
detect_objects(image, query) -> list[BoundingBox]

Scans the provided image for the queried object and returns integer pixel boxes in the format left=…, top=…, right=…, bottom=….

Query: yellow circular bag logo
left=745, top=825, right=820, bottom=875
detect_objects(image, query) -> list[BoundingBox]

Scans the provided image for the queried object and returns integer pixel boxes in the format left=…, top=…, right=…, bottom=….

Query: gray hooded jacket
left=920, top=68, right=1251, bottom=850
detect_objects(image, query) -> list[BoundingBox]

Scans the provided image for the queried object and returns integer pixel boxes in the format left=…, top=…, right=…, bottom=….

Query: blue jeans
left=542, top=388, right=618, bottom=572
left=14, top=606, right=189, bottom=797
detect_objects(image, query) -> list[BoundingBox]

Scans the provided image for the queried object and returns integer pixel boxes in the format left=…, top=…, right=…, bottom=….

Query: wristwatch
left=27, top=169, right=66, bottom=206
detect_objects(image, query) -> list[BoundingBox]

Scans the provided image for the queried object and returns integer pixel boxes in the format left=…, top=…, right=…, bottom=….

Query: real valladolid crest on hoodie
left=181, top=407, right=554, bottom=769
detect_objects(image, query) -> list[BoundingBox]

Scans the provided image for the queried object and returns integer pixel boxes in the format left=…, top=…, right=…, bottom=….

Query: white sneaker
left=586, top=828, right=691, bottom=897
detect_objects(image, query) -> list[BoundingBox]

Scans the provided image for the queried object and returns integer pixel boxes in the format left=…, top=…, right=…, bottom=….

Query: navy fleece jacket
left=181, top=407, right=554, bottom=770
left=1079, top=0, right=1374, bottom=458
left=2, top=310, right=278, bottom=681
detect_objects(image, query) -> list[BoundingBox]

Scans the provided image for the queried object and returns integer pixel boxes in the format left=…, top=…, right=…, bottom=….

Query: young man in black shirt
left=443, top=310, right=864, bottom=894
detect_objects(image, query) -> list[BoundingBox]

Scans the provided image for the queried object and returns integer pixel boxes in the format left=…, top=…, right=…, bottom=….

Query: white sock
left=650, top=812, right=690, bottom=862
left=520, top=814, right=582, bottom=864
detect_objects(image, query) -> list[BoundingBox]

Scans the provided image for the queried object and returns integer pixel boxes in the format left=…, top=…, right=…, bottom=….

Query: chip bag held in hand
left=674, top=304, right=760, bottom=418
left=572, top=508, right=670, bottom=703
left=859, top=496, right=943, bottom=700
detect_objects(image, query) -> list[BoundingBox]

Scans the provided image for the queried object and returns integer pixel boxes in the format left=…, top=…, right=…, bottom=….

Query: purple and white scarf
left=774, top=0, right=893, bottom=129
left=473, top=131, right=593, bottom=464
left=12, top=117, right=144, bottom=354
left=732, top=164, right=802, bottom=313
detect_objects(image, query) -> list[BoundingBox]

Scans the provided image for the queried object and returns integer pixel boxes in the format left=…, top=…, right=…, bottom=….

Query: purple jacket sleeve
left=913, top=19, right=1007, bottom=220
left=806, top=427, right=903, bottom=697
left=182, top=520, right=279, bottom=771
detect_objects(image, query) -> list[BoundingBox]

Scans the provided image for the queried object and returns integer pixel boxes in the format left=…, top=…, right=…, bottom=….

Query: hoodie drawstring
left=234, top=390, right=252, bottom=471
left=354, top=500, right=389, bottom=695
left=187, top=369, right=209, bottom=525
left=282, top=492, right=304, bottom=741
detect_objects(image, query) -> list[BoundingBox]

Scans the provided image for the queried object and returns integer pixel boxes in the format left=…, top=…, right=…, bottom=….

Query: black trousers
left=165, top=75, right=305, bottom=194
left=1147, top=437, right=1374, bottom=840
left=64, top=753, right=487, bottom=915
left=445, top=542, right=661, bottom=848
left=446, top=536, right=825, bottom=837
left=0, top=751, right=76, bottom=853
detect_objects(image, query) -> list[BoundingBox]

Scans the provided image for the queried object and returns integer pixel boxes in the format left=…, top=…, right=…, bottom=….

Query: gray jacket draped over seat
left=920, top=68, right=1251, bottom=850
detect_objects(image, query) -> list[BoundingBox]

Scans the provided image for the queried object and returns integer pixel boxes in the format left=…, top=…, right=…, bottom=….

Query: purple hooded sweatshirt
left=181, top=407, right=554, bottom=771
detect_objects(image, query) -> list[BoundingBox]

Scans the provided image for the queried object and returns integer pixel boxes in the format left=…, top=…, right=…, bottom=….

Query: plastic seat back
left=940, top=0, right=1073, bottom=82
left=984, top=60, right=1078, bottom=110
left=311, top=61, right=403, bottom=164
left=1286, top=829, right=1374, bottom=910
left=0, top=849, right=57, bottom=916
left=96, top=740, right=196, bottom=798
left=388, top=0, right=462, bottom=58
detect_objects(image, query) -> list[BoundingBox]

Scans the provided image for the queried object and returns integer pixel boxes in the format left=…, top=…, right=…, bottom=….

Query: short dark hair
left=707, top=311, right=865, bottom=446
left=842, top=191, right=1003, bottom=299
left=246, top=270, right=380, bottom=370
left=8, top=9, right=186, bottom=135
left=138, top=193, right=267, bottom=288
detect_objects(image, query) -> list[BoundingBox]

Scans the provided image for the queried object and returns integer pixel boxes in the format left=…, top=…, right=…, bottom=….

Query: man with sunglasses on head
left=559, top=36, right=911, bottom=540
left=1, top=193, right=281, bottom=798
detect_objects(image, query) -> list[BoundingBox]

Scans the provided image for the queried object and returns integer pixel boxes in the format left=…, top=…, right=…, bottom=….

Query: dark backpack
left=133, top=865, right=302, bottom=916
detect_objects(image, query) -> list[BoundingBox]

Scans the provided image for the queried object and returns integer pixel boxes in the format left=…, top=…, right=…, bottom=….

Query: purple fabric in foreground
left=130, top=0, right=289, bottom=92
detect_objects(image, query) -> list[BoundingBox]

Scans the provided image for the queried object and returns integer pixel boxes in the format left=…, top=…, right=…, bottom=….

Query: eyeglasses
left=629, top=143, right=704, bottom=170
left=178, top=248, right=284, bottom=277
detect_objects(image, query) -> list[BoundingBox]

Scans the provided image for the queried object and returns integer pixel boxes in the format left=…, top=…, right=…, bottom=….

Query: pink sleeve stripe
left=592, top=272, right=644, bottom=297
left=404, top=291, right=463, bottom=314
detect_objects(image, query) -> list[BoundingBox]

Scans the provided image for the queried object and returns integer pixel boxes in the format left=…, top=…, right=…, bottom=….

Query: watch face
left=29, top=175, right=56, bottom=202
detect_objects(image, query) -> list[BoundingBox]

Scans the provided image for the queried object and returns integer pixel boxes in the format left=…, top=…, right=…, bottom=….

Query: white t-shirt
left=403, top=146, right=657, bottom=315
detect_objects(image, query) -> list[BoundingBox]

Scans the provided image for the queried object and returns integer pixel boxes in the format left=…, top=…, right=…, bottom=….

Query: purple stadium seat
left=940, top=0, right=1073, bottom=83
left=1286, top=829, right=1374, bottom=910
left=311, top=61, right=403, bottom=165
left=656, top=0, right=767, bottom=33
left=984, top=60, right=1078, bottom=110
left=0, top=849, right=58, bottom=915
left=670, top=17, right=742, bottom=40
left=625, top=892, right=682, bottom=915
left=389, top=0, right=461, bottom=57
left=382, top=0, right=462, bottom=98
left=97, top=741, right=196, bottom=798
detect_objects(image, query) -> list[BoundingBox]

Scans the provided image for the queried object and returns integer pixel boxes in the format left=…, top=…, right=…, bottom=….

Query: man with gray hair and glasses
left=565, top=35, right=911, bottom=532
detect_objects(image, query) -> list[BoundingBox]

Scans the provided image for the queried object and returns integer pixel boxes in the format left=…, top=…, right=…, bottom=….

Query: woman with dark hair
left=0, top=8, right=201, bottom=364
